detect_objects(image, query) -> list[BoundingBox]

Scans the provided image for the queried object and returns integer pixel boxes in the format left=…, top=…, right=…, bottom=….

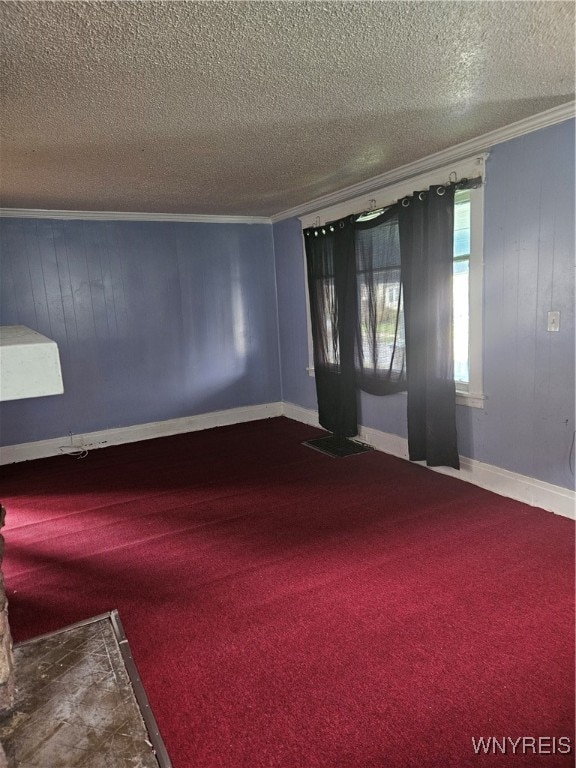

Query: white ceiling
left=1, top=1, right=574, bottom=218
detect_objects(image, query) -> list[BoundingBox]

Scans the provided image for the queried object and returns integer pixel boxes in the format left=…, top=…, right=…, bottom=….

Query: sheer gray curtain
left=354, top=206, right=406, bottom=396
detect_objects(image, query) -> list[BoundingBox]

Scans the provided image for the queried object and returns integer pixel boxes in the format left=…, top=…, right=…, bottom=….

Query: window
left=303, top=156, right=486, bottom=408
left=456, top=183, right=484, bottom=406
left=316, top=275, right=338, bottom=366
left=357, top=279, right=405, bottom=375
left=354, top=209, right=406, bottom=393
left=453, top=189, right=471, bottom=385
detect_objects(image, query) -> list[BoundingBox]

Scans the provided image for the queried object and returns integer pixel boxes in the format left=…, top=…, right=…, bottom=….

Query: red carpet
left=0, top=417, right=574, bottom=767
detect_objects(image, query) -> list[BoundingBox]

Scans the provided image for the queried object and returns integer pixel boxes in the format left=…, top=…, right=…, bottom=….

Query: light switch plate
left=547, top=311, right=560, bottom=332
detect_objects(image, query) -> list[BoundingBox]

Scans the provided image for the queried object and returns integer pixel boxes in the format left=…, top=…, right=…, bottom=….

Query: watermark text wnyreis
left=472, top=736, right=572, bottom=755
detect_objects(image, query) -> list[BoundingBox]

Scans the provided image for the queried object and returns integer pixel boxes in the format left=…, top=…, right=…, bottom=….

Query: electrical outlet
left=547, top=311, right=560, bottom=332
left=69, top=432, right=84, bottom=449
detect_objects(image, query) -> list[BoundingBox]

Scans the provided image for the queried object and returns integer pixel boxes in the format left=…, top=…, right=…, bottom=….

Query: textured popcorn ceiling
left=0, top=1, right=574, bottom=217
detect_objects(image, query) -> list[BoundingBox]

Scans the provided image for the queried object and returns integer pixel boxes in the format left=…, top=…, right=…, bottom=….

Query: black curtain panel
left=399, top=185, right=460, bottom=469
left=354, top=206, right=407, bottom=396
left=305, top=218, right=358, bottom=437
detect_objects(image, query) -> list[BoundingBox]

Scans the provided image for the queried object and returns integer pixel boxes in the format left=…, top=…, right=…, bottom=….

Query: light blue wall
left=273, top=218, right=316, bottom=411
left=0, top=219, right=281, bottom=445
left=476, top=120, right=575, bottom=487
left=1, top=121, right=574, bottom=490
left=274, top=119, right=575, bottom=490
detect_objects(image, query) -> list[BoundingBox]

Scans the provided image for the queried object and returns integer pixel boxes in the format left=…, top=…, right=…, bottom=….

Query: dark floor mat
left=303, top=435, right=374, bottom=458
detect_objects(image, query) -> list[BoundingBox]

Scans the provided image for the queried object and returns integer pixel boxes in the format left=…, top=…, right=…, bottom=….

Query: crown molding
left=0, top=208, right=271, bottom=224
left=271, top=101, right=576, bottom=223
left=1, top=103, right=573, bottom=226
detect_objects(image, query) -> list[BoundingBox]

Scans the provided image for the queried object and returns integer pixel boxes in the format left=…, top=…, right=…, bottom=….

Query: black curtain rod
left=305, top=175, right=483, bottom=233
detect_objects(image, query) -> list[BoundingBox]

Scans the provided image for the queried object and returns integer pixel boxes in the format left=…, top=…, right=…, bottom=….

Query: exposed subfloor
left=0, top=613, right=168, bottom=768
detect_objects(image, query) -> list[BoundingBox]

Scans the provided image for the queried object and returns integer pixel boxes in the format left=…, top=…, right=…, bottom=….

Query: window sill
left=456, top=391, right=485, bottom=409
left=307, top=368, right=485, bottom=408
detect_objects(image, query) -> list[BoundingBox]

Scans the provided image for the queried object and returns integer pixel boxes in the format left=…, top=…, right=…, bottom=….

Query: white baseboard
left=0, top=402, right=284, bottom=465
left=2, top=399, right=573, bottom=520
left=282, top=402, right=576, bottom=520
left=282, top=402, right=323, bottom=430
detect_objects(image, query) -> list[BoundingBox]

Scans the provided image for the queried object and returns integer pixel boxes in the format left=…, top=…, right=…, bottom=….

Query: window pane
left=358, top=273, right=405, bottom=373
left=453, top=262, right=469, bottom=382
left=453, top=190, right=471, bottom=384
left=454, top=227, right=470, bottom=257
left=454, top=192, right=471, bottom=257
left=318, top=277, right=338, bottom=365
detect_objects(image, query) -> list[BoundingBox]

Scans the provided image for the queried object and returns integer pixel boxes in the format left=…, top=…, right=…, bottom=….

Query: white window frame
left=301, top=155, right=487, bottom=409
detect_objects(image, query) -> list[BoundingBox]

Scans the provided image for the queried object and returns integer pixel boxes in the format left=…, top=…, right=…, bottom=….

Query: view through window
left=453, top=189, right=471, bottom=385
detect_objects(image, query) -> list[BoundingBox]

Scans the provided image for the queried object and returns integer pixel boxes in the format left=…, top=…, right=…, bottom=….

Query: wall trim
left=0, top=208, right=271, bottom=225
left=0, top=402, right=283, bottom=465
left=271, top=101, right=576, bottom=223
left=282, top=402, right=575, bottom=520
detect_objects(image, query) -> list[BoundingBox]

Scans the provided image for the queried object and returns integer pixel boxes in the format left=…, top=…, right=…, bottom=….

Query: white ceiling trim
left=0, top=102, right=573, bottom=225
left=272, top=101, right=576, bottom=223
left=0, top=209, right=271, bottom=225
